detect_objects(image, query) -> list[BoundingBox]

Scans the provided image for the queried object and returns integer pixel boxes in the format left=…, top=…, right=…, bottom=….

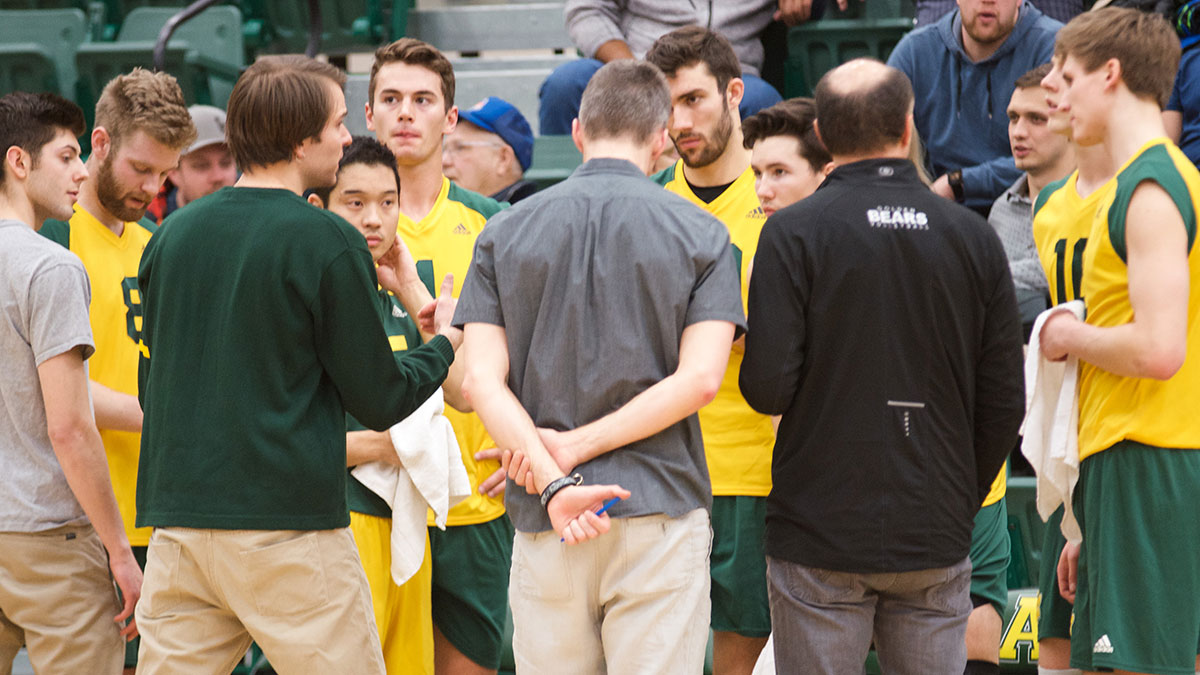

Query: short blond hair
left=1055, top=7, right=1180, bottom=108
left=94, top=68, right=197, bottom=151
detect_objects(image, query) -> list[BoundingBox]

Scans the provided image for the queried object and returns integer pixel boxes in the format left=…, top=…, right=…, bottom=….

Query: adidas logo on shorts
left=1093, top=634, right=1114, bottom=654
left=453, top=223, right=471, bottom=235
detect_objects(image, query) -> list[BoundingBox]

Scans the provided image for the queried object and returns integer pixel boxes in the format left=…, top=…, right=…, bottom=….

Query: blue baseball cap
left=459, top=97, right=534, bottom=172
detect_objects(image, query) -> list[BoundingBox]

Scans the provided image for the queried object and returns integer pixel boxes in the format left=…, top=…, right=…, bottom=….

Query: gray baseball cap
left=185, top=105, right=228, bottom=155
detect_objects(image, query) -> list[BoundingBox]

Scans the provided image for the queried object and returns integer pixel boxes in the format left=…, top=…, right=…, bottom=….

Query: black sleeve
left=972, top=240, right=1027, bottom=503
left=313, top=247, right=455, bottom=431
left=739, top=217, right=808, bottom=415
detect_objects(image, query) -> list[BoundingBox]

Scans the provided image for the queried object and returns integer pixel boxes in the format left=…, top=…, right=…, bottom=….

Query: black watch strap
left=947, top=169, right=965, bottom=202
left=540, top=473, right=583, bottom=509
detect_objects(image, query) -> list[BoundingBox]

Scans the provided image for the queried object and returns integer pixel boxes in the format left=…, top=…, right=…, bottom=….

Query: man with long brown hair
left=133, top=55, right=461, bottom=673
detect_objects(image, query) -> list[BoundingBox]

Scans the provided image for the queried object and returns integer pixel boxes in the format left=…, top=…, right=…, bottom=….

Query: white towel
left=1020, top=300, right=1086, bottom=544
left=352, top=389, right=470, bottom=585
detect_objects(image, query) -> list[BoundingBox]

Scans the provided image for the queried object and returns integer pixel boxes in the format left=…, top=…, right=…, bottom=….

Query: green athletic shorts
left=1069, top=441, right=1200, bottom=675
left=969, top=498, right=1010, bottom=617
left=429, top=516, right=515, bottom=669
left=123, top=545, right=147, bottom=668
left=1036, top=505, right=1073, bottom=640
left=709, top=495, right=770, bottom=637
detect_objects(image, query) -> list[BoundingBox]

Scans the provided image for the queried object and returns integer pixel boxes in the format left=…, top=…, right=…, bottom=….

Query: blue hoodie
left=888, top=1, right=1061, bottom=209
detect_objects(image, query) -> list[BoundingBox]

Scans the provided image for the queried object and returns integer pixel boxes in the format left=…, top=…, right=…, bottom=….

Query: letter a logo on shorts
left=1093, top=634, right=1114, bottom=654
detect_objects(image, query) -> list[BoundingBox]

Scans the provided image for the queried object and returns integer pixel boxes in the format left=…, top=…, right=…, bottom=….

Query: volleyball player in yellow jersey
left=40, top=70, right=195, bottom=673
left=1031, top=58, right=1118, bottom=675
left=1039, top=10, right=1200, bottom=675
left=309, top=136, right=471, bottom=675
left=365, top=38, right=511, bottom=675
left=645, top=29, right=774, bottom=675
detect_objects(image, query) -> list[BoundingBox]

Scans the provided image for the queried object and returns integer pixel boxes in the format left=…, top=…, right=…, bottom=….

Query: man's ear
left=726, top=77, right=746, bottom=110
left=91, top=127, right=112, bottom=162
left=4, top=145, right=30, bottom=182
left=444, top=105, right=459, bottom=136
left=571, top=118, right=585, bottom=154
left=307, top=192, right=325, bottom=208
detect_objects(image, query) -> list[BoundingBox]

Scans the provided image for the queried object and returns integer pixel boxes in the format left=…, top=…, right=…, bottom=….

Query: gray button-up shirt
left=988, top=174, right=1048, bottom=294
left=454, top=157, right=746, bottom=533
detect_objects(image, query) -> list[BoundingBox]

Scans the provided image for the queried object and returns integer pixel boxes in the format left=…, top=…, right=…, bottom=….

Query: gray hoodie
left=565, top=0, right=776, bottom=75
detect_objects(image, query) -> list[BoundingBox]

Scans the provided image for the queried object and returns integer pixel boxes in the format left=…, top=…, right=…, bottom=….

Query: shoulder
left=1108, top=142, right=1199, bottom=260
left=650, top=162, right=678, bottom=187
left=132, top=216, right=158, bottom=236
left=39, top=218, right=71, bottom=247
left=446, top=182, right=506, bottom=219
left=1033, top=174, right=1071, bottom=216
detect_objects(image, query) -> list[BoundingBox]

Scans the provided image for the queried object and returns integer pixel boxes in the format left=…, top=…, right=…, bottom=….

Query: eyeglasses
left=443, top=140, right=505, bottom=156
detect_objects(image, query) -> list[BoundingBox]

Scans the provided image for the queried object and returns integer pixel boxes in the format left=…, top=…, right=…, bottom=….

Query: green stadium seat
left=256, top=0, right=384, bottom=55
left=1004, top=476, right=1044, bottom=590
left=74, top=4, right=243, bottom=120
left=524, top=135, right=581, bottom=190
left=784, top=18, right=913, bottom=98
left=0, top=8, right=88, bottom=97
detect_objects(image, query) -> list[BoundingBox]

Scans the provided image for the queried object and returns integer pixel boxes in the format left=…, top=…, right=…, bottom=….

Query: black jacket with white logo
left=740, top=158, right=1024, bottom=574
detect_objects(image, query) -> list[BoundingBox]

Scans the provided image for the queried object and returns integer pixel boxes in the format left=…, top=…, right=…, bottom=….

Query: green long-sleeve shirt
left=136, top=187, right=453, bottom=530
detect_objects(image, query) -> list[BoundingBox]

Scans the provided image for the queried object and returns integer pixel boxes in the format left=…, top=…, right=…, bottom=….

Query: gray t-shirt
left=454, top=158, right=746, bottom=533
left=0, top=218, right=94, bottom=532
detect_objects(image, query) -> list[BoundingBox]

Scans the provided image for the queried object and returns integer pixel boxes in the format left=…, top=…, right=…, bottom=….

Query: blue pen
left=561, top=497, right=623, bottom=542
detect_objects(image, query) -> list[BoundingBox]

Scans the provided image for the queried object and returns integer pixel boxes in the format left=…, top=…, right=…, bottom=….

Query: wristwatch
left=947, top=169, right=965, bottom=202
left=540, top=473, right=583, bottom=509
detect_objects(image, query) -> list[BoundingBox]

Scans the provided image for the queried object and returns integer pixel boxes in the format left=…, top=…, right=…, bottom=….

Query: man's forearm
left=346, top=429, right=394, bottom=467
left=91, top=380, right=142, bottom=433
left=594, top=38, right=634, bottom=63
left=468, top=375, right=564, bottom=492
left=560, top=368, right=721, bottom=467
left=555, top=320, right=735, bottom=467
left=51, top=423, right=132, bottom=556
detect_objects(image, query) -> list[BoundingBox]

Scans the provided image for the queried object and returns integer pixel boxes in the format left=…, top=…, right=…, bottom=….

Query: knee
left=539, top=60, right=601, bottom=134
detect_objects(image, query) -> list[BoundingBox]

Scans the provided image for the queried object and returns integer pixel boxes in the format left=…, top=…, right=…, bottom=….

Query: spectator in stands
left=645, top=27, right=777, bottom=675
left=741, top=97, right=833, bottom=217
left=443, top=97, right=538, bottom=204
left=365, top=38, right=512, bottom=675
left=1165, top=2, right=1200, bottom=165
left=455, top=59, right=741, bottom=674
left=134, top=55, right=459, bottom=673
left=538, top=0, right=784, bottom=134
left=888, top=0, right=1062, bottom=214
left=740, top=58, right=1024, bottom=674
left=915, top=0, right=1085, bottom=26
left=0, top=90, right=141, bottom=675
left=157, top=105, right=237, bottom=222
left=39, top=69, right=196, bottom=674
left=991, top=63, right=1074, bottom=337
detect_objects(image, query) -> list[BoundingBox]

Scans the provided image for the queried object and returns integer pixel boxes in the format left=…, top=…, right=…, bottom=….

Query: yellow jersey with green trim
left=40, top=204, right=155, bottom=546
left=654, top=161, right=774, bottom=496
left=398, top=178, right=506, bottom=526
left=1077, top=138, right=1200, bottom=460
left=1032, top=169, right=1115, bottom=308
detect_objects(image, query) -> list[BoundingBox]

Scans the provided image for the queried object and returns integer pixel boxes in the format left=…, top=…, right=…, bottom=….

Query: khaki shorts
left=509, top=508, right=712, bottom=675
left=0, top=524, right=124, bottom=675
left=136, top=527, right=384, bottom=675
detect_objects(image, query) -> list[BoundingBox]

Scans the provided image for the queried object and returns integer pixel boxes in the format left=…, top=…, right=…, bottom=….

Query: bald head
left=813, top=58, right=913, bottom=158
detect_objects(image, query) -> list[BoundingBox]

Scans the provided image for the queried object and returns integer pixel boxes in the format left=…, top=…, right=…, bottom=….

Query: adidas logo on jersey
left=452, top=223, right=471, bottom=235
left=1093, top=635, right=1114, bottom=654
left=748, top=206, right=766, bottom=219
left=392, top=305, right=407, bottom=319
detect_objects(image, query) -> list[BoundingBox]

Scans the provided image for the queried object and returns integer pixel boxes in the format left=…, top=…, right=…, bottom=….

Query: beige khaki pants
left=509, top=508, right=711, bottom=674
left=135, top=527, right=384, bottom=675
left=0, top=525, right=124, bottom=675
